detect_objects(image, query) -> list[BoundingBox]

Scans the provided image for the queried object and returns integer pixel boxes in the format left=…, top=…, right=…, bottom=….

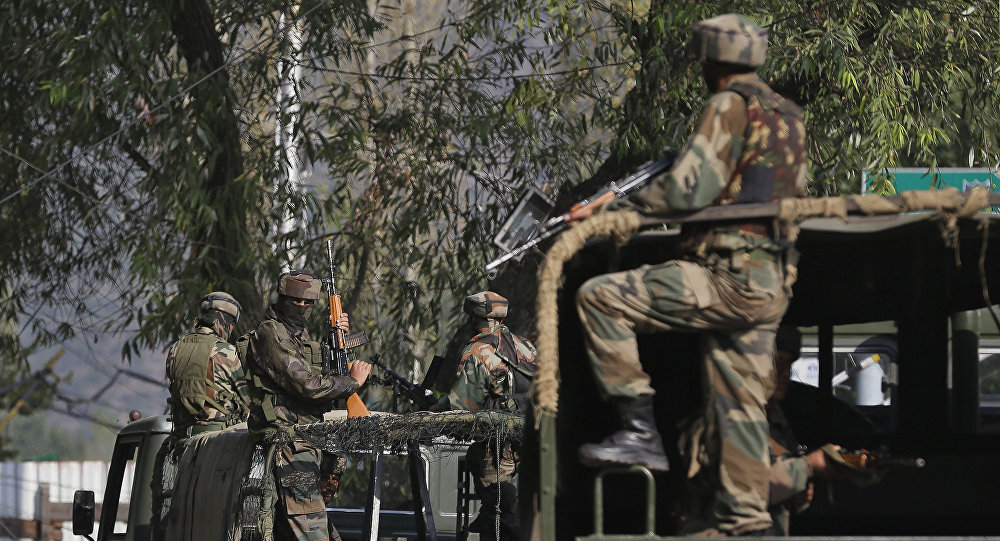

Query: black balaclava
left=275, top=294, right=313, bottom=330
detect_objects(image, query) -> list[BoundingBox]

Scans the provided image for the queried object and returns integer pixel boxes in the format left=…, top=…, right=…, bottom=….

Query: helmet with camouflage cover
left=463, top=291, right=508, bottom=320
left=692, top=13, right=767, bottom=67
left=200, top=291, right=241, bottom=322
left=277, top=270, right=322, bottom=300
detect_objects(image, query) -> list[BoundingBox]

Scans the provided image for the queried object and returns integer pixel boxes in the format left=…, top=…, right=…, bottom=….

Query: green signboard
left=863, top=167, right=999, bottom=194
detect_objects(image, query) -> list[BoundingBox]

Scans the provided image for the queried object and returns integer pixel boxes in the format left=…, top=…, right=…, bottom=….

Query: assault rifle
left=322, top=239, right=371, bottom=418
left=485, top=155, right=675, bottom=275
left=838, top=448, right=926, bottom=471
left=370, top=354, right=448, bottom=412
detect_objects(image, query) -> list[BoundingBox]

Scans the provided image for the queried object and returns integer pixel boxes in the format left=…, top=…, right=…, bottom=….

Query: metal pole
left=407, top=441, right=438, bottom=541
left=274, top=8, right=303, bottom=271
left=362, top=447, right=384, bottom=541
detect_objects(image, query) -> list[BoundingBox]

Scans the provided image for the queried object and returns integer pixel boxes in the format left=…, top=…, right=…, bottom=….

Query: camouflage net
left=289, top=410, right=524, bottom=456
left=533, top=210, right=643, bottom=420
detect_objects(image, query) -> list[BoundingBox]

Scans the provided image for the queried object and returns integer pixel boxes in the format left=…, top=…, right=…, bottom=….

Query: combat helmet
left=464, top=291, right=509, bottom=320
left=277, top=270, right=323, bottom=300
left=201, top=291, right=241, bottom=322
left=692, top=13, right=767, bottom=67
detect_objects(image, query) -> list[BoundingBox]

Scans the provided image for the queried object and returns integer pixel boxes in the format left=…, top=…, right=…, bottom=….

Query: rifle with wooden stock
left=837, top=448, right=926, bottom=471
left=322, top=239, right=371, bottom=418
left=485, top=154, right=675, bottom=275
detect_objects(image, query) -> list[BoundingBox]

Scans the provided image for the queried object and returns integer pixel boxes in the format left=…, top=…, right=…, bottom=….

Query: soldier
left=165, top=291, right=249, bottom=444
left=158, top=292, right=250, bottom=538
left=767, top=326, right=839, bottom=535
left=244, top=270, right=372, bottom=541
left=567, top=14, right=808, bottom=536
left=449, top=291, right=537, bottom=541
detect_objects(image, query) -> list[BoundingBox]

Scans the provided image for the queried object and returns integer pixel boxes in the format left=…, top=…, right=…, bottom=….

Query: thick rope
left=532, top=210, right=643, bottom=421
left=779, top=196, right=848, bottom=222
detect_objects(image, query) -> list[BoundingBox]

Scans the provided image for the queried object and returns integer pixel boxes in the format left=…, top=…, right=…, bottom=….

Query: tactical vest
left=167, top=332, right=246, bottom=429
left=477, top=331, right=537, bottom=412
left=236, top=329, right=281, bottom=426
left=718, top=81, right=806, bottom=205
left=237, top=327, right=328, bottom=436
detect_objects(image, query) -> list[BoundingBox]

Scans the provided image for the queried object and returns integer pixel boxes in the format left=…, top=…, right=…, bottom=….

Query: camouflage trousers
left=467, top=437, right=517, bottom=488
left=274, top=439, right=332, bottom=541
left=575, top=243, right=789, bottom=535
left=466, top=438, right=520, bottom=541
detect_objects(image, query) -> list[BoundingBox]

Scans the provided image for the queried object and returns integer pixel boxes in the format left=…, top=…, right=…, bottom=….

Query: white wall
left=0, top=460, right=132, bottom=541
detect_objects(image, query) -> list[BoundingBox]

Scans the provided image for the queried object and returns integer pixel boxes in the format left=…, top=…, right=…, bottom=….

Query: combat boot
left=469, top=481, right=520, bottom=541
left=578, top=394, right=669, bottom=471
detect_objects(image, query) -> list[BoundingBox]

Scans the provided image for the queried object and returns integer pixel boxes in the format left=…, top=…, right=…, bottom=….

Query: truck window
left=794, top=346, right=894, bottom=406
left=978, top=351, right=1000, bottom=432
left=793, top=333, right=898, bottom=433
left=104, top=437, right=140, bottom=538
left=334, top=454, right=414, bottom=511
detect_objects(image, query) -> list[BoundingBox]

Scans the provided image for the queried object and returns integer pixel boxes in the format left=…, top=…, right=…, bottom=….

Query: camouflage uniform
left=245, top=272, right=360, bottom=541
left=165, top=292, right=249, bottom=442
left=449, top=291, right=537, bottom=541
left=158, top=292, right=246, bottom=540
left=767, top=403, right=811, bottom=536
left=575, top=14, right=808, bottom=536
left=766, top=325, right=812, bottom=536
left=165, top=328, right=250, bottom=437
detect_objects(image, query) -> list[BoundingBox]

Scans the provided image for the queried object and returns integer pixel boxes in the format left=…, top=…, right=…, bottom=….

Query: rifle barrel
left=370, top=355, right=417, bottom=390
left=484, top=156, right=673, bottom=275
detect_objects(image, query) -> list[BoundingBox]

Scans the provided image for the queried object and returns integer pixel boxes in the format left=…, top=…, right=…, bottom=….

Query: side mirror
left=72, top=490, right=95, bottom=536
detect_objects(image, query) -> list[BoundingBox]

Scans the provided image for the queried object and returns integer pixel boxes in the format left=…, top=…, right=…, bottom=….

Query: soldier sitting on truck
left=566, top=13, right=808, bottom=536
left=165, top=291, right=250, bottom=444
left=448, top=291, right=537, bottom=541
left=155, top=291, right=252, bottom=540
left=244, top=270, right=372, bottom=541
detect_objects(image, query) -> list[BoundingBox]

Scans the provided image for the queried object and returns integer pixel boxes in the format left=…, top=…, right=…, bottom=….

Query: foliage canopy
left=1, top=0, right=999, bottom=433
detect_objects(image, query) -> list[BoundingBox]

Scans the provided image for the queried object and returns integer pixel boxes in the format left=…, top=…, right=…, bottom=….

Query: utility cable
left=0, top=0, right=335, bottom=207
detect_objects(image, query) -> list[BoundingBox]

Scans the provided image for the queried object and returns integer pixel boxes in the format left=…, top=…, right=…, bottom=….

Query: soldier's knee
left=576, top=277, right=604, bottom=308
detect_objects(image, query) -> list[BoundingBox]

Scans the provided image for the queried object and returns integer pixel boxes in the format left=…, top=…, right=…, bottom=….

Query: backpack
left=167, top=332, right=245, bottom=423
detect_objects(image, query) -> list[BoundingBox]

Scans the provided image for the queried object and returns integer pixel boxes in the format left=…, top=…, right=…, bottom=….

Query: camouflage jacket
left=165, top=326, right=251, bottom=434
left=767, top=402, right=811, bottom=534
left=448, top=323, right=537, bottom=412
left=609, top=73, right=807, bottom=216
left=246, top=306, right=359, bottom=432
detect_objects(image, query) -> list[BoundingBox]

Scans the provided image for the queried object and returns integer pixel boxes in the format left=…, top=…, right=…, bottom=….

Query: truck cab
left=73, top=412, right=476, bottom=541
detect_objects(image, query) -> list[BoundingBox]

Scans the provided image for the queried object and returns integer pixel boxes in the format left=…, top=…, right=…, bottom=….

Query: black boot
left=578, top=395, right=669, bottom=471
left=469, top=482, right=520, bottom=541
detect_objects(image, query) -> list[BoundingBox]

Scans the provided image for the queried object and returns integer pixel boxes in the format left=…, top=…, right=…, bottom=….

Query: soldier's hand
left=792, top=481, right=815, bottom=509
left=337, top=312, right=350, bottom=332
left=564, top=205, right=595, bottom=224
left=806, top=445, right=842, bottom=479
left=349, top=359, right=372, bottom=386
left=565, top=191, right=616, bottom=224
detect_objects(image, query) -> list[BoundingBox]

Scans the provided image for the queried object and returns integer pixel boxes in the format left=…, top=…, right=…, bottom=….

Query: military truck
left=514, top=190, right=1000, bottom=538
left=70, top=410, right=483, bottom=541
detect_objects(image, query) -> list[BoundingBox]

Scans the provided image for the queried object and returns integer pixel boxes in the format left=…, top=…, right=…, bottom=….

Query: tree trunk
left=163, top=0, right=261, bottom=325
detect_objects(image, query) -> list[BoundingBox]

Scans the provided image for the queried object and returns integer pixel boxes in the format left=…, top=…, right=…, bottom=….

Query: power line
left=0, top=517, right=21, bottom=540
left=314, top=60, right=629, bottom=83
left=0, top=0, right=335, bottom=207
left=47, top=402, right=123, bottom=431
